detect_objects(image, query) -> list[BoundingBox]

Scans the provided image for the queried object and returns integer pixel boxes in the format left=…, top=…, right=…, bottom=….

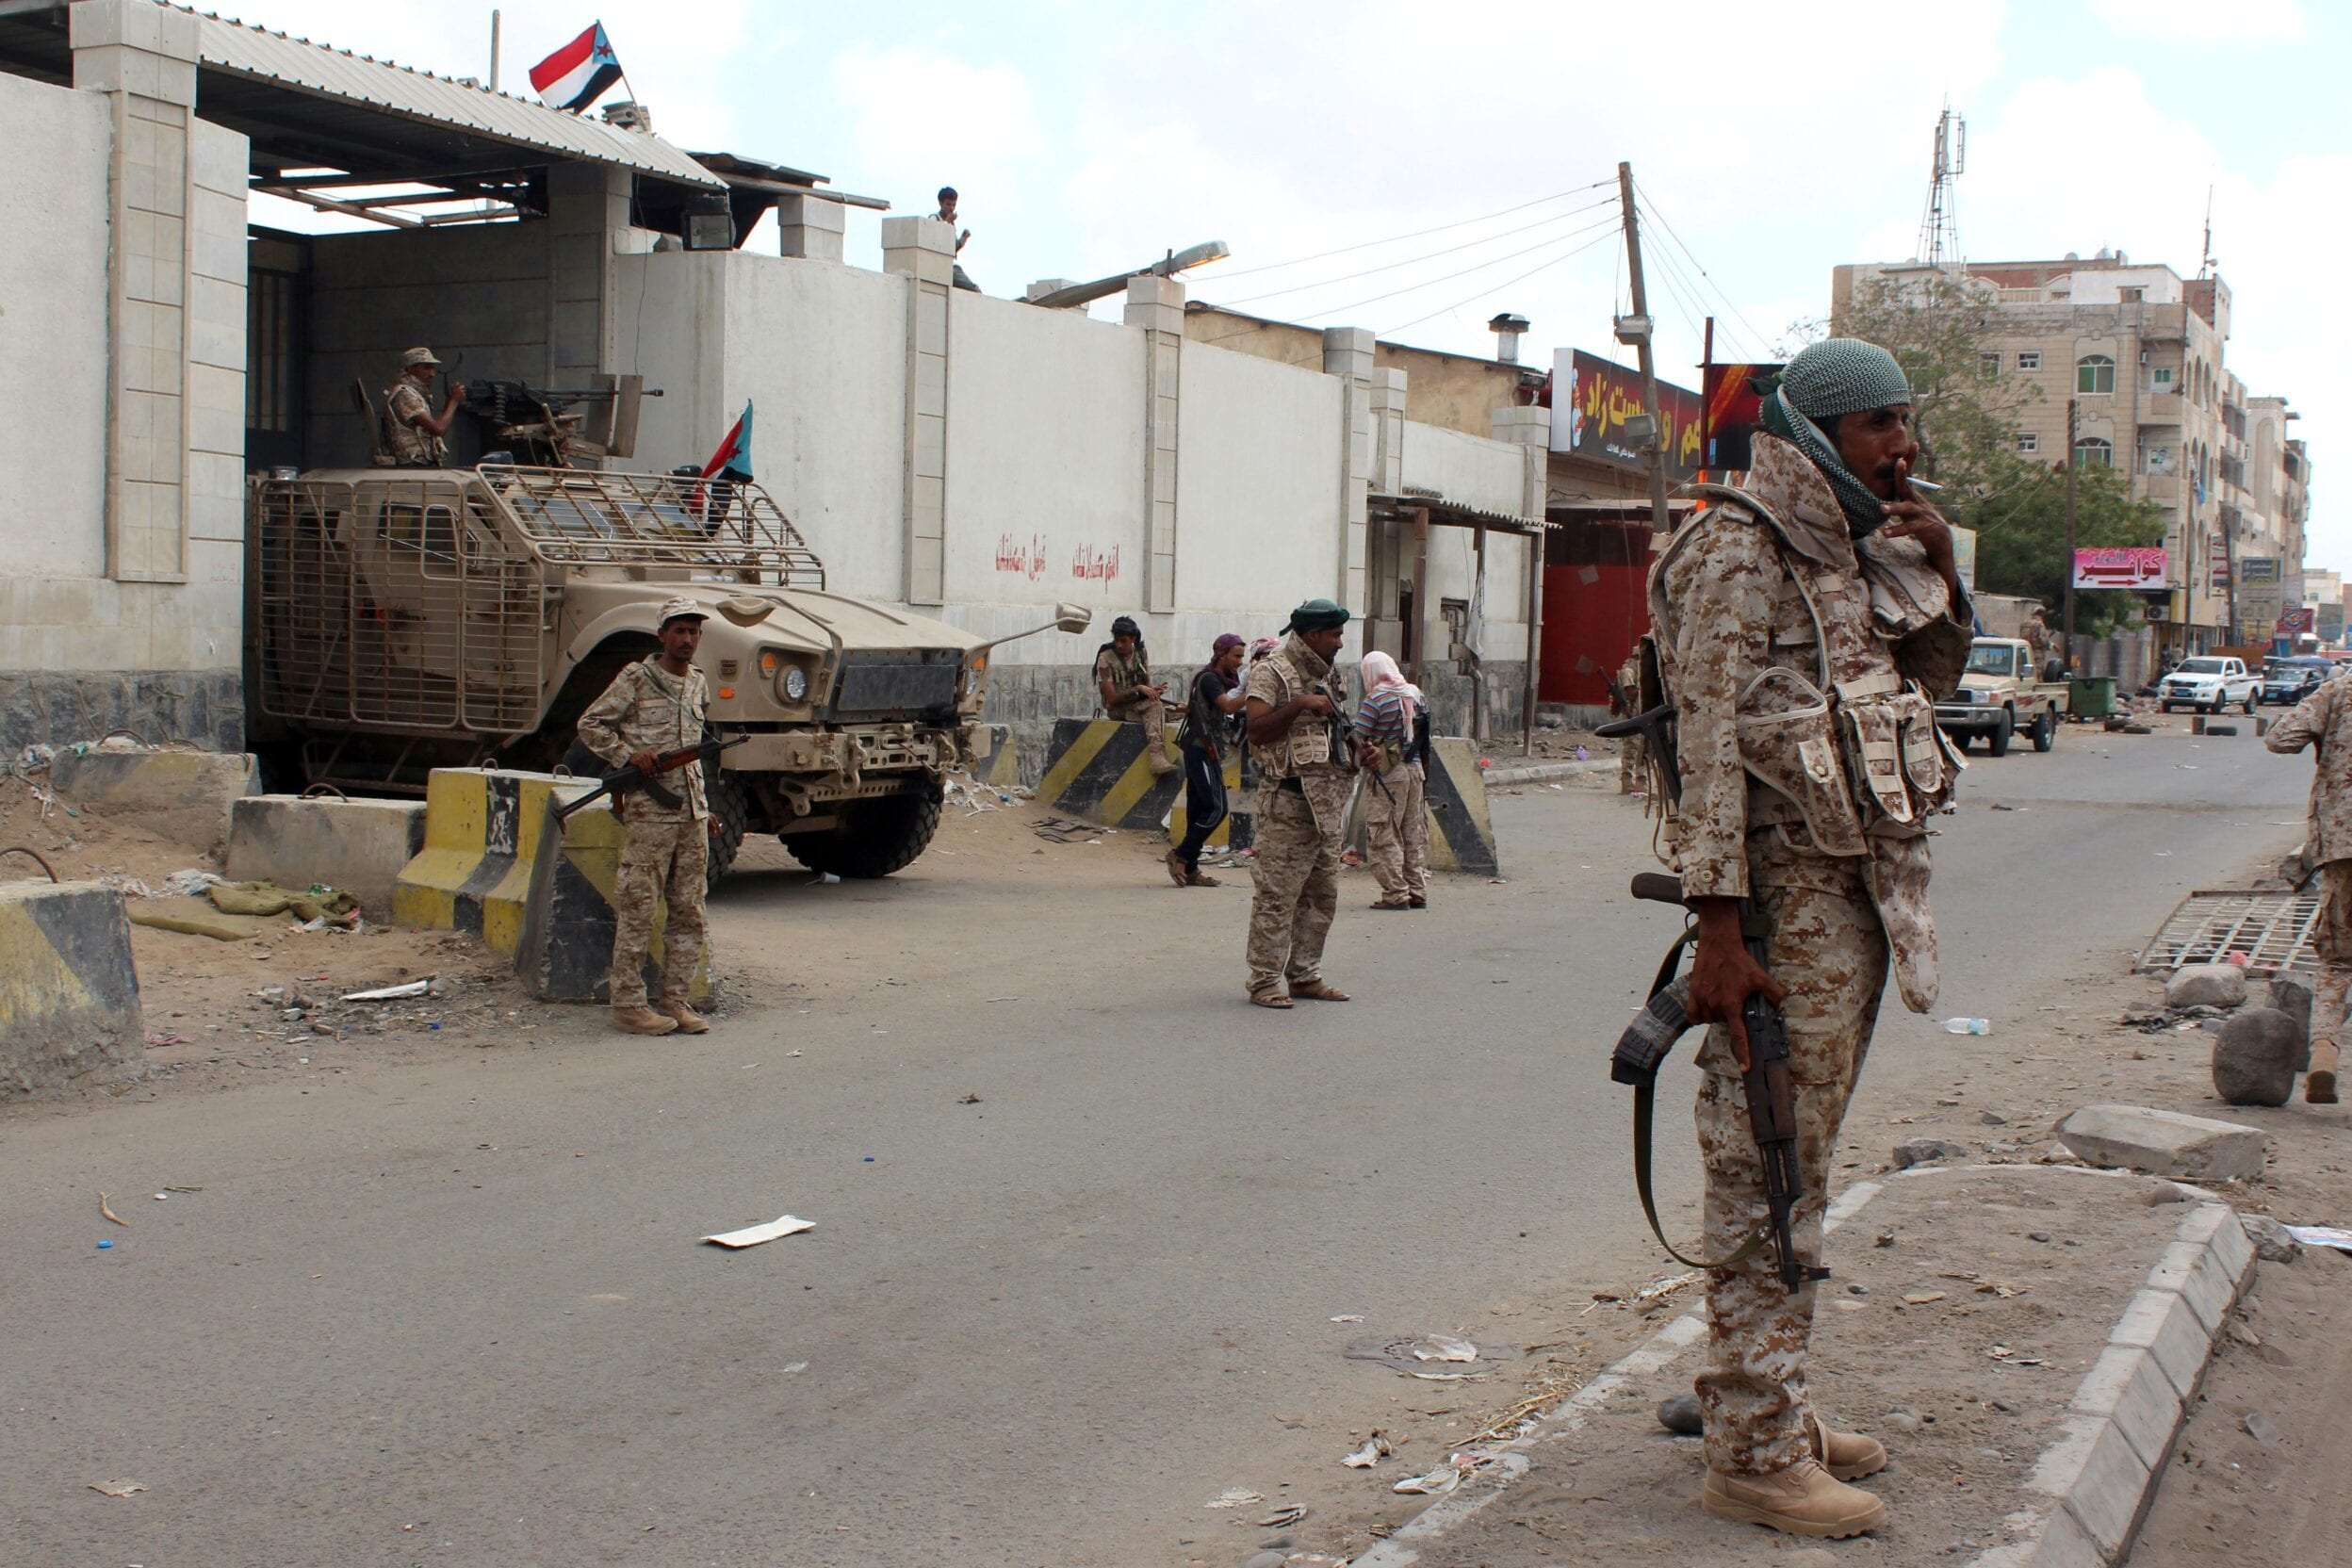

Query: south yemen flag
left=701, top=402, right=754, bottom=481
left=530, top=24, right=623, bottom=113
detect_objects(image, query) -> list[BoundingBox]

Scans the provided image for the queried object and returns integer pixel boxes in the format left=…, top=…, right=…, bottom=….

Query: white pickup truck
left=2156, top=656, right=2260, bottom=715
left=1936, top=637, right=2068, bottom=756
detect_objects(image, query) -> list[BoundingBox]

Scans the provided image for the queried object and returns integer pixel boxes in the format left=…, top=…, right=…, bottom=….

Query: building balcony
left=2141, top=391, right=2185, bottom=425
left=2139, top=474, right=2180, bottom=505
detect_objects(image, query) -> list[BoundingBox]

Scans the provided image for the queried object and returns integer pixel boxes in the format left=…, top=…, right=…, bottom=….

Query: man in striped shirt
left=1355, top=651, right=1429, bottom=909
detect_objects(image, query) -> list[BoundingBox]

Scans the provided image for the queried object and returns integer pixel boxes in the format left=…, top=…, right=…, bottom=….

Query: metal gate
left=2135, top=889, right=2322, bottom=980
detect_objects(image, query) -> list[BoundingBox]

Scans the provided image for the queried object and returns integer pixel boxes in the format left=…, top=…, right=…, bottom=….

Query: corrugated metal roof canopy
left=0, top=2, right=720, bottom=189
left=188, top=7, right=721, bottom=188
left=1369, top=493, right=1554, bottom=533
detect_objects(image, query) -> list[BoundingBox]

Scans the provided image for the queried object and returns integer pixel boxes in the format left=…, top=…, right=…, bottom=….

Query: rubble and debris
left=1205, top=1488, right=1265, bottom=1509
left=700, top=1214, right=816, bottom=1250
left=2243, top=1412, right=2282, bottom=1445
left=2239, top=1214, right=2302, bottom=1263
left=2054, top=1103, right=2267, bottom=1182
left=2284, top=1224, right=2352, bottom=1253
left=1342, top=1434, right=1396, bottom=1468
left=88, top=1478, right=145, bottom=1497
left=2212, top=1007, right=2301, bottom=1106
left=2165, top=963, right=2249, bottom=1011
left=1413, top=1333, right=1479, bottom=1363
left=1892, top=1138, right=1971, bottom=1169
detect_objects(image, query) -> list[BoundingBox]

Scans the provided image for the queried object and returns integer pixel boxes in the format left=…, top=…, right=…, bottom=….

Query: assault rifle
left=1600, top=676, right=1818, bottom=1293
left=552, top=735, right=745, bottom=826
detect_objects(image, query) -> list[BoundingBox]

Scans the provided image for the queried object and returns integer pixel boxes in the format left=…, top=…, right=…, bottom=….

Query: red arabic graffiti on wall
left=1072, top=545, right=1120, bottom=587
left=995, top=532, right=1048, bottom=581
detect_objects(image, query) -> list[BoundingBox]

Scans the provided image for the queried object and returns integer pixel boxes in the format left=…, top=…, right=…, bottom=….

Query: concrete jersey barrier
left=391, top=769, right=576, bottom=952
left=48, top=746, right=260, bottom=853
left=224, top=795, right=427, bottom=918
left=0, top=879, right=142, bottom=1094
left=514, top=796, right=710, bottom=1004
left=1037, top=718, right=1253, bottom=850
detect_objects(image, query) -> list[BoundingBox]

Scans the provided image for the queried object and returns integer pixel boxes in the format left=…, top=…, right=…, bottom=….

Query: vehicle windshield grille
left=829, top=650, right=961, bottom=718
left=483, top=466, right=826, bottom=590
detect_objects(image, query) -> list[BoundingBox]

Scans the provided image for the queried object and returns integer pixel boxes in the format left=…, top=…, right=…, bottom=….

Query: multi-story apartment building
left=1832, top=253, right=2305, bottom=655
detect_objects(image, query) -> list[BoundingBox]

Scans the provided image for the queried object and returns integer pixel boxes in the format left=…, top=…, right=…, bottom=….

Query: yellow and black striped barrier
left=1037, top=718, right=1255, bottom=851
left=1421, top=737, right=1499, bottom=876
left=963, top=723, right=1023, bottom=790
left=0, top=879, right=142, bottom=1092
left=394, top=768, right=709, bottom=1003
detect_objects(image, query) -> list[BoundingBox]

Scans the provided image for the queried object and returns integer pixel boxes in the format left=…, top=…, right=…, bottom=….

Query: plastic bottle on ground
left=1941, top=1018, right=1990, bottom=1035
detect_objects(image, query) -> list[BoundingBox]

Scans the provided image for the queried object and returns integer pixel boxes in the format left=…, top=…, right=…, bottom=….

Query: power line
left=1201, top=179, right=1617, bottom=283
left=1300, top=214, right=1624, bottom=323
left=1377, top=225, right=1624, bottom=338
left=1642, top=222, right=1763, bottom=364
left=1210, top=197, right=1617, bottom=309
left=1632, top=185, right=1774, bottom=359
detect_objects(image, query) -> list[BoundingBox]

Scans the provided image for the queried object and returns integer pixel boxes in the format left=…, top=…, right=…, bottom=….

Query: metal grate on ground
left=2134, top=889, right=2322, bottom=979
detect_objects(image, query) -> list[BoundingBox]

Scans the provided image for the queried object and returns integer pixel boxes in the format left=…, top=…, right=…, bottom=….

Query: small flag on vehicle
left=529, top=23, right=623, bottom=114
left=702, top=402, right=754, bottom=482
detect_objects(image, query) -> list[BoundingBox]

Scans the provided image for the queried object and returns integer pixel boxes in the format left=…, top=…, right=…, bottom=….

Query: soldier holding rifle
left=1648, top=340, right=1970, bottom=1538
left=576, top=596, right=720, bottom=1037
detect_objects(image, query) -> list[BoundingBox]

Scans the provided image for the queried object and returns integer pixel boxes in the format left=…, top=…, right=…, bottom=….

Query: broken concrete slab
left=2056, top=1103, right=2266, bottom=1183
left=1891, top=1137, right=1971, bottom=1169
left=2164, top=963, right=2248, bottom=1011
left=2239, top=1214, right=2301, bottom=1263
left=2212, top=1007, right=2300, bottom=1107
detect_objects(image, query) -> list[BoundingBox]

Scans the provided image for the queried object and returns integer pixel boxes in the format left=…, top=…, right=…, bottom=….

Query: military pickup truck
left=1934, top=637, right=2067, bottom=756
left=244, top=464, right=1085, bottom=885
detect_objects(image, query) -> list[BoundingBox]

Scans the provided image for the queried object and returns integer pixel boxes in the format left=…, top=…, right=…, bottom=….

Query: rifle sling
left=1629, top=924, right=1772, bottom=1275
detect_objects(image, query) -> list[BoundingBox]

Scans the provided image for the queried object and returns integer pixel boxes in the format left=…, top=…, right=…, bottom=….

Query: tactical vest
left=1251, top=649, right=1345, bottom=781
left=1653, top=486, right=1963, bottom=856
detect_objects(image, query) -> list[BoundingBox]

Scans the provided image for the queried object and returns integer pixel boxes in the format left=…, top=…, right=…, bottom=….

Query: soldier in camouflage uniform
left=1241, top=598, right=1375, bottom=1007
left=1614, top=651, right=1648, bottom=795
left=2264, top=670, right=2352, bottom=1102
left=1095, top=614, right=1177, bottom=775
left=1649, top=340, right=1971, bottom=1538
left=576, top=596, right=716, bottom=1037
left=380, top=347, right=465, bottom=467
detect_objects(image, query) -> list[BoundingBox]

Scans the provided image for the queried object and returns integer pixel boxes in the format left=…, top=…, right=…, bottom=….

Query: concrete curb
left=1354, top=1167, right=2252, bottom=1568
left=1480, top=759, right=1617, bottom=787
left=1977, top=1193, right=2257, bottom=1568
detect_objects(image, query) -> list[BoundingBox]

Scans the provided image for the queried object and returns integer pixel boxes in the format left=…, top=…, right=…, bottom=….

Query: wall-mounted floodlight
left=1612, top=314, right=1653, bottom=345
left=1024, top=242, right=1231, bottom=311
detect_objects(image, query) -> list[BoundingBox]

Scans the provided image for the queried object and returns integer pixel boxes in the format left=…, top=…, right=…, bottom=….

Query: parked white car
left=2157, top=656, right=2259, bottom=714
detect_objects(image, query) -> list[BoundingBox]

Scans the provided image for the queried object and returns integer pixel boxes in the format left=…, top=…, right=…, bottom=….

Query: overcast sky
left=249, top=0, right=2344, bottom=575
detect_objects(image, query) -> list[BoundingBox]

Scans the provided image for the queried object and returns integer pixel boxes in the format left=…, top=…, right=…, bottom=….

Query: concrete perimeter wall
left=0, top=66, right=246, bottom=753
left=614, top=242, right=1542, bottom=766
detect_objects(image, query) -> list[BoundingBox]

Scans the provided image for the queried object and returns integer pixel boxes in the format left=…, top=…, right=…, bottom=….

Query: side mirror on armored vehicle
left=1054, top=603, right=1092, bottom=634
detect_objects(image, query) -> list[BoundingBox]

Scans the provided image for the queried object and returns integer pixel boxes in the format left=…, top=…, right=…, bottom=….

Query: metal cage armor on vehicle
left=247, top=464, right=1084, bottom=885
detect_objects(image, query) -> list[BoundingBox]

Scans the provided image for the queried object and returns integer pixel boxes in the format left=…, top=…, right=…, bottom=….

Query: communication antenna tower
left=2197, top=186, right=2216, bottom=279
left=1913, top=106, right=1966, bottom=267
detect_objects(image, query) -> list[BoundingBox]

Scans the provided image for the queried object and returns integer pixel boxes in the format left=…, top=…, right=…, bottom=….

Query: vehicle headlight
left=781, top=665, right=808, bottom=702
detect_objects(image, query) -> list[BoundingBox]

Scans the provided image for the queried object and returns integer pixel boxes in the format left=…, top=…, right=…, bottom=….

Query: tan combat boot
left=1806, top=1413, right=1888, bottom=1480
left=2309, top=1038, right=2339, bottom=1104
left=611, top=1004, right=678, bottom=1037
left=660, top=1001, right=711, bottom=1035
left=1703, top=1459, right=1886, bottom=1538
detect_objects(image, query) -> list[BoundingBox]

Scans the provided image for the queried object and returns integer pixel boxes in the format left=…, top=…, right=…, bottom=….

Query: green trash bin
left=2068, top=676, right=2116, bottom=720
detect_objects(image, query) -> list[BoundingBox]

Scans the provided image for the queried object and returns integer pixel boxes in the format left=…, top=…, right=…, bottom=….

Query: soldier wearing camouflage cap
left=1240, top=598, right=1377, bottom=1007
left=575, top=596, right=716, bottom=1036
left=380, top=347, right=465, bottom=468
left=1642, top=338, right=1972, bottom=1538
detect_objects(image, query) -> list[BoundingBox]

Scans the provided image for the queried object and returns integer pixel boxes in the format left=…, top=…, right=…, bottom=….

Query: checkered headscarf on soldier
left=1760, top=338, right=1915, bottom=539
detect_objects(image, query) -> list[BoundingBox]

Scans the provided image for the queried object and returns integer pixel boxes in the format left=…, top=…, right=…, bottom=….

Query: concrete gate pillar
left=546, top=161, right=630, bottom=394
left=882, top=217, right=956, bottom=605
left=1126, top=275, right=1184, bottom=615
left=1323, top=326, right=1376, bottom=616
left=776, top=192, right=846, bottom=263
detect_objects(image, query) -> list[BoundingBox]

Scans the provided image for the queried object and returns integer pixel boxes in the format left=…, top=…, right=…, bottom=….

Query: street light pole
left=2063, top=395, right=2078, bottom=667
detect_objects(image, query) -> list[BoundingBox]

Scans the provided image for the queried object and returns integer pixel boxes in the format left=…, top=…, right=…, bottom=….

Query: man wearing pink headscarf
left=1356, top=650, right=1430, bottom=909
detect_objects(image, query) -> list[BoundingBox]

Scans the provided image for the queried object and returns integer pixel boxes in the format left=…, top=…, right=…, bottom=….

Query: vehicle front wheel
left=2032, top=710, right=2056, bottom=752
left=1986, top=711, right=2014, bottom=758
left=2245, top=693, right=2258, bottom=715
left=783, top=785, right=944, bottom=879
left=706, top=774, right=749, bottom=891
left=2161, top=702, right=2176, bottom=713
left=1952, top=731, right=1974, bottom=752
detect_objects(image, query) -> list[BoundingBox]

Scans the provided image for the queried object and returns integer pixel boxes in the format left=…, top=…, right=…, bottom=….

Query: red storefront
left=1538, top=499, right=1683, bottom=708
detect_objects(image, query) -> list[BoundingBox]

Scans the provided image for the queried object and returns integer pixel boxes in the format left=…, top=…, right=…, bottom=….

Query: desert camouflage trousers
left=1365, top=761, right=1428, bottom=903
left=1620, top=735, right=1649, bottom=795
left=1107, top=697, right=1177, bottom=774
left=1247, top=786, right=1340, bottom=998
left=2306, top=859, right=2352, bottom=1082
left=1692, top=829, right=1889, bottom=1477
left=610, top=805, right=709, bottom=1010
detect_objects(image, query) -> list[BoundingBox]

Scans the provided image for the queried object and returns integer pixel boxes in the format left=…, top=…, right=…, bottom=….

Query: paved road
left=0, top=724, right=2311, bottom=1566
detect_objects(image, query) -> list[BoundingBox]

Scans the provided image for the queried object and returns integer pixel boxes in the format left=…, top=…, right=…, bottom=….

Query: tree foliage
left=1821, top=270, right=2166, bottom=637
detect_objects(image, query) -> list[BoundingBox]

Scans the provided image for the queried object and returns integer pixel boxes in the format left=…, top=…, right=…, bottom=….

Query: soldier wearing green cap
left=576, top=596, right=717, bottom=1037
left=1641, top=337, right=1972, bottom=1539
left=1239, top=598, right=1376, bottom=1008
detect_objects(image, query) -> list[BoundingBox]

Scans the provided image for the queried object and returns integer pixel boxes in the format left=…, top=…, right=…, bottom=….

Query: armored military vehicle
left=245, top=464, right=1083, bottom=883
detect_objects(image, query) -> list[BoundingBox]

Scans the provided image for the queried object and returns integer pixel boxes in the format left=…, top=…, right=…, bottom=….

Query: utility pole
left=2062, top=397, right=2079, bottom=665
left=1701, top=315, right=1715, bottom=474
left=1616, top=162, right=1674, bottom=534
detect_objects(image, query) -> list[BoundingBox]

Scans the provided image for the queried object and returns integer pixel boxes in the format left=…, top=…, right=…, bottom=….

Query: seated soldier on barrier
left=1095, top=615, right=1177, bottom=776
